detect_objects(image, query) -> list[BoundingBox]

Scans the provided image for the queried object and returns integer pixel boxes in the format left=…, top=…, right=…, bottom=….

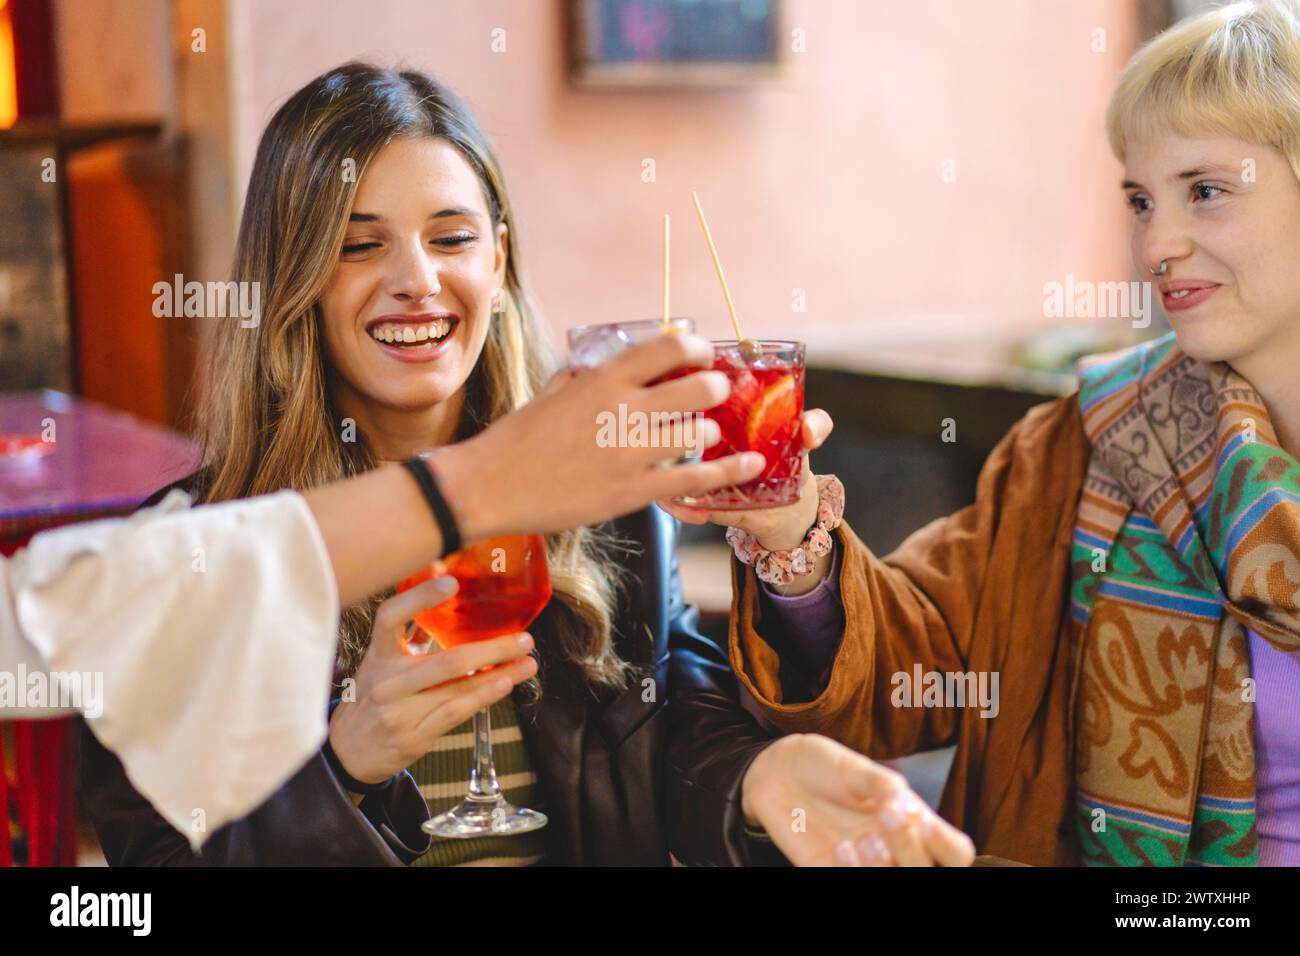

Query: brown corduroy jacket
left=728, top=395, right=1092, bottom=866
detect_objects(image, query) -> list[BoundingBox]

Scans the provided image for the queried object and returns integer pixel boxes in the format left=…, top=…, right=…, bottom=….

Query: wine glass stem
left=468, top=706, right=501, bottom=800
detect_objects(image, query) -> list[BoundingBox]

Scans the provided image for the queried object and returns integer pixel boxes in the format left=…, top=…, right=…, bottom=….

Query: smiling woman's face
left=320, top=136, right=506, bottom=420
left=1122, top=131, right=1300, bottom=366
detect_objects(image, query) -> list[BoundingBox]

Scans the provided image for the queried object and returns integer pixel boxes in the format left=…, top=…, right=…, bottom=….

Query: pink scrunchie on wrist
left=726, top=475, right=845, bottom=587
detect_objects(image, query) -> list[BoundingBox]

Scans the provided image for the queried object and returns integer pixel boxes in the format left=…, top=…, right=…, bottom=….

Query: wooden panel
left=65, top=136, right=196, bottom=429
left=10, top=0, right=59, bottom=119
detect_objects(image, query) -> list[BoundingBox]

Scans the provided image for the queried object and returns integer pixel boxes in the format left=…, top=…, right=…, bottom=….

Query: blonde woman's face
left=1123, top=131, right=1300, bottom=366
left=320, top=136, right=507, bottom=414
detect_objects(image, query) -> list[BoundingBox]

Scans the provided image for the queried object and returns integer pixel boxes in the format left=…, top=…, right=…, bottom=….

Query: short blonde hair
left=1106, top=0, right=1300, bottom=180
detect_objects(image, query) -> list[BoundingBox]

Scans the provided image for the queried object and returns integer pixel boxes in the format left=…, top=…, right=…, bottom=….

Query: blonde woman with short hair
left=677, top=0, right=1300, bottom=866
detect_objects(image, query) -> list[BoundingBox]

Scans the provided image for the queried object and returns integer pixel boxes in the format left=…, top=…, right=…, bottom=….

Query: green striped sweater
left=407, top=696, right=547, bottom=867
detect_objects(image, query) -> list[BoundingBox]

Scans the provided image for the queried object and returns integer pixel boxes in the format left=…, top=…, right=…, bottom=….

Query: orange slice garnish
left=745, top=374, right=797, bottom=447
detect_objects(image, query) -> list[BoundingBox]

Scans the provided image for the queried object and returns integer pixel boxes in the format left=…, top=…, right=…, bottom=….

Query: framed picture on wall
left=569, top=0, right=785, bottom=88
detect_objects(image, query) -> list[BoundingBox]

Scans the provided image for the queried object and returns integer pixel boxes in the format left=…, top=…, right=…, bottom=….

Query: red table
left=1, top=390, right=198, bottom=866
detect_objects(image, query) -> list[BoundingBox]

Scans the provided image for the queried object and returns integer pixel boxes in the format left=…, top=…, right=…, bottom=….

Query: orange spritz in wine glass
left=398, top=534, right=551, bottom=838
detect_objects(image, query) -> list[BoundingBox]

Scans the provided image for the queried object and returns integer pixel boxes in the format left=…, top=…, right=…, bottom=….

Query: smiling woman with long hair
left=81, top=64, right=655, bottom=867
left=78, top=62, right=973, bottom=867
left=703, top=0, right=1300, bottom=867
left=198, top=66, right=625, bottom=702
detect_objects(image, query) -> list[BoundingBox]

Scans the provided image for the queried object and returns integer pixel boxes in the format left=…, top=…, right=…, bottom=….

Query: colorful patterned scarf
left=1071, top=332, right=1300, bottom=866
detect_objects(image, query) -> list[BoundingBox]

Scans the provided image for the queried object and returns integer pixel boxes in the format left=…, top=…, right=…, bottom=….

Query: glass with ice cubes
left=566, top=318, right=696, bottom=368
left=670, top=340, right=806, bottom=511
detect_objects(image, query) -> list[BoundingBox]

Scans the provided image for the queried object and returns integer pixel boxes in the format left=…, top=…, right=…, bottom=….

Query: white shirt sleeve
left=0, top=490, right=340, bottom=849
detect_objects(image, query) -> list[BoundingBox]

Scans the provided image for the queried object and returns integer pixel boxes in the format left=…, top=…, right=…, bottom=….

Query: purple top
left=1246, top=628, right=1300, bottom=866
left=754, top=542, right=844, bottom=702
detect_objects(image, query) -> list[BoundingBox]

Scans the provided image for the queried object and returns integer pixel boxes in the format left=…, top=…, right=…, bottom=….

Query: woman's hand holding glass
left=658, top=408, right=836, bottom=594
left=326, top=577, right=537, bottom=791
left=436, top=333, right=767, bottom=543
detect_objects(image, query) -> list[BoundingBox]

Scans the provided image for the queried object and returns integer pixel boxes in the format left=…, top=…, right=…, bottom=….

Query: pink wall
left=232, top=0, right=1139, bottom=346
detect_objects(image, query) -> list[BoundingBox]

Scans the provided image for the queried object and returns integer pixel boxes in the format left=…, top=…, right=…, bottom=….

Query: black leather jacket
left=80, top=495, right=787, bottom=866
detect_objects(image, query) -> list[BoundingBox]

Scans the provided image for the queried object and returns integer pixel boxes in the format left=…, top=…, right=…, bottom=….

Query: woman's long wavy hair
left=196, top=62, right=631, bottom=692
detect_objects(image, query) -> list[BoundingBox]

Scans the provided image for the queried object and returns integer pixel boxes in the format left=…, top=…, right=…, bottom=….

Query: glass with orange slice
left=671, top=339, right=806, bottom=511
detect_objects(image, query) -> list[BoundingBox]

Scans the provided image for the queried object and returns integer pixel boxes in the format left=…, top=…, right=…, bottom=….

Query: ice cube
left=718, top=346, right=750, bottom=372
left=727, top=369, right=761, bottom=407
left=569, top=325, right=632, bottom=368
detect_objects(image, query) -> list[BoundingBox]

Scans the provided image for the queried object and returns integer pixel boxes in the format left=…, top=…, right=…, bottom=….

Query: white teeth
left=1170, top=290, right=1189, bottom=298
left=370, top=319, right=454, bottom=345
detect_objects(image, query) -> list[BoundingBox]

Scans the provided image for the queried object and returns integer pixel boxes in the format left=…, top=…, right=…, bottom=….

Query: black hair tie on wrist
left=402, top=453, right=462, bottom=557
left=324, top=698, right=394, bottom=796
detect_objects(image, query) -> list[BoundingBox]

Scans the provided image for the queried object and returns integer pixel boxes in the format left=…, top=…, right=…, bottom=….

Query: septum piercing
left=1149, top=260, right=1168, bottom=276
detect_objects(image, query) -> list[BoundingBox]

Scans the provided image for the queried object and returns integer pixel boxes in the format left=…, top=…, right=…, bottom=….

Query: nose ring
left=1149, top=260, right=1168, bottom=276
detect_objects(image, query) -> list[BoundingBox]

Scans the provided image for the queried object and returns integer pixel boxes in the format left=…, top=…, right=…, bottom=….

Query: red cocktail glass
left=671, top=340, right=805, bottom=511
